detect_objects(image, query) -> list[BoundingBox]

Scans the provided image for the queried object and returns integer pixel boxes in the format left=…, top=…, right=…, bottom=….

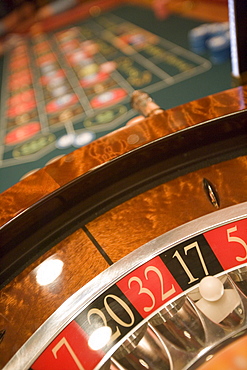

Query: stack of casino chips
left=188, top=22, right=230, bottom=63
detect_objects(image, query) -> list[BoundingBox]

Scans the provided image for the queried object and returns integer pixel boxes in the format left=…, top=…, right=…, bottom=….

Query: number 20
left=87, top=294, right=135, bottom=346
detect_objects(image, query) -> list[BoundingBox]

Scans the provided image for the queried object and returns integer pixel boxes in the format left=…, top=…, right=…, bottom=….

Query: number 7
left=52, top=337, right=85, bottom=370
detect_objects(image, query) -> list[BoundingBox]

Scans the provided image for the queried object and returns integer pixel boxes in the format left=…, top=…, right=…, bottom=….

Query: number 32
left=128, top=266, right=176, bottom=313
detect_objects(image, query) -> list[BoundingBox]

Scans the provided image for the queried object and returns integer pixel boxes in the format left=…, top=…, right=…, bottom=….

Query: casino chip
left=45, top=155, right=64, bottom=166
left=188, top=22, right=230, bottom=63
left=20, top=168, right=40, bottom=181
left=207, top=34, right=230, bottom=64
left=188, top=25, right=209, bottom=54
left=73, top=131, right=96, bottom=147
left=56, top=133, right=75, bottom=149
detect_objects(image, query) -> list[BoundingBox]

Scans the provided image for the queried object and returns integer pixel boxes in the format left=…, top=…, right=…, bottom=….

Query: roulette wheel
left=0, top=86, right=247, bottom=369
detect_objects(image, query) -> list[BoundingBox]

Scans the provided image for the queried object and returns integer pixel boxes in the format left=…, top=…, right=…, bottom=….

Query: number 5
left=227, top=226, right=247, bottom=262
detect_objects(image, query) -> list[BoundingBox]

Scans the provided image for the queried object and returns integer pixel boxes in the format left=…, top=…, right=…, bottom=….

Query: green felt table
left=0, top=3, right=232, bottom=193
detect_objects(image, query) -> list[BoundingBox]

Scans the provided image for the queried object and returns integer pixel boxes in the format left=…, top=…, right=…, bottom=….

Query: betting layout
left=28, top=216, right=247, bottom=370
left=0, top=12, right=211, bottom=170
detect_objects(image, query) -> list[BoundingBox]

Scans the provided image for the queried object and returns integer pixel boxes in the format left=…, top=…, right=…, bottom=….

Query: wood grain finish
left=0, top=86, right=247, bottom=368
left=86, top=156, right=247, bottom=262
left=0, top=169, right=60, bottom=226
left=0, top=229, right=109, bottom=368
left=1, top=86, right=247, bottom=226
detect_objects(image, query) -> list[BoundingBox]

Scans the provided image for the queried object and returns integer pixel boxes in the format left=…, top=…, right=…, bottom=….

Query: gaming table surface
left=0, top=1, right=232, bottom=193
left=1, top=2, right=247, bottom=370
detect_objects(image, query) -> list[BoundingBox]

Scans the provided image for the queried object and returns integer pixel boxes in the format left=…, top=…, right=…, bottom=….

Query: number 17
left=173, top=241, right=209, bottom=284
